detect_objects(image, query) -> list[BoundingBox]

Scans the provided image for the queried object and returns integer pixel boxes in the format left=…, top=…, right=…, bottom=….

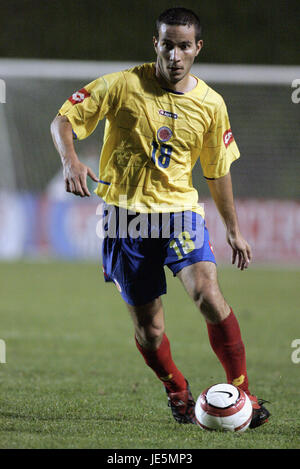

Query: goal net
left=0, top=59, right=299, bottom=262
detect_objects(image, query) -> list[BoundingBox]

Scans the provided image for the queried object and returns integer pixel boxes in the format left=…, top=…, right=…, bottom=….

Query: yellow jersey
left=58, top=62, right=240, bottom=217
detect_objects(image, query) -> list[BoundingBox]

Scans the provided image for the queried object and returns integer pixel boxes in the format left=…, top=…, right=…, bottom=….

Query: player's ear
left=195, top=39, right=204, bottom=56
left=153, top=35, right=158, bottom=51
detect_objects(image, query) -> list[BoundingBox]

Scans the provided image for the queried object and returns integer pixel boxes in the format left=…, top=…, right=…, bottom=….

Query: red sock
left=135, top=333, right=187, bottom=392
left=206, top=309, right=250, bottom=395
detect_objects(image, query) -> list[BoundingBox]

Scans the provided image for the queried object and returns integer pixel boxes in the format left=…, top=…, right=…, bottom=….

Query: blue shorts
left=101, top=205, right=216, bottom=306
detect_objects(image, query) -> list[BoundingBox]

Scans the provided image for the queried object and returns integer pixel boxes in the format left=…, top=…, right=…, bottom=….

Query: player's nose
left=169, top=46, right=181, bottom=63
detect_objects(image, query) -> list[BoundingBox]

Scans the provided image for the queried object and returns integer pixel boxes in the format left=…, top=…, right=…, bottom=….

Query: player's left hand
left=226, top=229, right=252, bottom=270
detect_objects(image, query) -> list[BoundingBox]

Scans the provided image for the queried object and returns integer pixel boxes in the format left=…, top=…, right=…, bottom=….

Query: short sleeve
left=200, top=98, right=240, bottom=179
left=58, top=73, right=120, bottom=140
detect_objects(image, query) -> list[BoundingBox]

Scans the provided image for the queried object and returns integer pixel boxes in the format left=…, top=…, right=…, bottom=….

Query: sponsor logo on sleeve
left=223, top=128, right=234, bottom=148
left=68, top=88, right=90, bottom=105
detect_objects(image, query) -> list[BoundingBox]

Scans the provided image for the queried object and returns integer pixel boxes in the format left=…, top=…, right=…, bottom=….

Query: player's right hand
left=63, top=158, right=98, bottom=197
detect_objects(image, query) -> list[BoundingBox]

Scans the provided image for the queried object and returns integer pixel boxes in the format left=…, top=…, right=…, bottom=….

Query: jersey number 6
left=151, top=140, right=172, bottom=169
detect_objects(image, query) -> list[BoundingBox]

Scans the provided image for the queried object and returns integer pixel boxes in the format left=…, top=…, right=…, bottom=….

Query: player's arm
left=206, top=172, right=252, bottom=270
left=50, top=115, right=98, bottom=197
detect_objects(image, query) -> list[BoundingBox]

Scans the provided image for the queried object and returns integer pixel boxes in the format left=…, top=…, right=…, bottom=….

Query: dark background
left=1, top=0, right=300, bottom=64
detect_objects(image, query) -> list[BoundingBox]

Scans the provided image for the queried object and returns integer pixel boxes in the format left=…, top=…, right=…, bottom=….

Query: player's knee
left=136, top=324, right=165, bottom=350
left=191, top=277, right=215, bottom=307
left=192, top=280, right=226, bottom=322
left=129, top=297, right=165, bottom=349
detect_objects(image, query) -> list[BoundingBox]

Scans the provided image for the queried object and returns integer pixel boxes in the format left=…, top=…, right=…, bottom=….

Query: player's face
left=154, top=23, right=203, bottom=86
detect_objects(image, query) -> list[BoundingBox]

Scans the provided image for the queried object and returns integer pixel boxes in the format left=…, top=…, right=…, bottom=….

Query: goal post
left=1, top=58, right=299, bottom=84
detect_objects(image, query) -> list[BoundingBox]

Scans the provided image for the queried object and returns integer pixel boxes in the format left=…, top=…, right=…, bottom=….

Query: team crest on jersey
left=68, top=88, right=90, bottom=105
left=159, top=109, right=178, bottom=119
left=223, top=128, right=234, bottom=148
left=157, top=126, right=173, bottom=142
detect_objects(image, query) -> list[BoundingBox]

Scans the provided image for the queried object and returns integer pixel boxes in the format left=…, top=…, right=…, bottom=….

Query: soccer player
left=51, top=7, right=270, bottom=428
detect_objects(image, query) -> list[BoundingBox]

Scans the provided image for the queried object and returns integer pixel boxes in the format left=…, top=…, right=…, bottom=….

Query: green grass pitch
left=0, top=261, right=299, bottom=449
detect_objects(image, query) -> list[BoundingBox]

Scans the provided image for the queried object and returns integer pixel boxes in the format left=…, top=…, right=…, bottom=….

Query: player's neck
left=154, top=63, right=198, bottom=94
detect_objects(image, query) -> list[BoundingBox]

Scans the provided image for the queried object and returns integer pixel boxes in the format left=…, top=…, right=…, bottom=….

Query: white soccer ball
left=195, top=383, right=253, bottom=432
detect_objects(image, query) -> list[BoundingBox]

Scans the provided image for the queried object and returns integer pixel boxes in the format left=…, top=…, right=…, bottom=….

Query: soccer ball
left=195, top=383, right=253, bottom=432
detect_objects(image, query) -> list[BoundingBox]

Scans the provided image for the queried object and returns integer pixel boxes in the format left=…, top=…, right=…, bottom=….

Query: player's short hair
left=156, top=7, right=202, bottom=42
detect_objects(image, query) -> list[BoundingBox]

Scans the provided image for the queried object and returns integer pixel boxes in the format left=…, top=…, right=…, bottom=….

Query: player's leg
left=177, top=261, right=270, bottom=427
left=127, top=297, right=165, bottom=351
left=101, top=205, right=195, bottom=420
left=126, top=296, right=187, bottom=392
left=126, top=297, right=197, bottom=424
left=165, top=211, right=270, bottom=427
left=177, top=261, right=250, bottom=394
left=165, top=213, right=249, bottom=392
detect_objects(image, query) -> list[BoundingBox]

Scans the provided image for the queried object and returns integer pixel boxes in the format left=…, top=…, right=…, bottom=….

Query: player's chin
left=167, top=71, right=185, bottom=84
